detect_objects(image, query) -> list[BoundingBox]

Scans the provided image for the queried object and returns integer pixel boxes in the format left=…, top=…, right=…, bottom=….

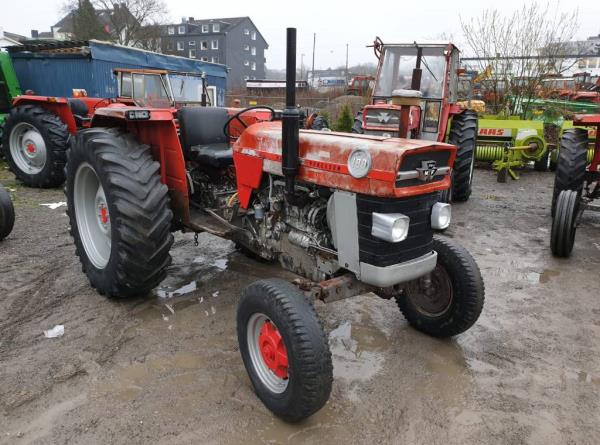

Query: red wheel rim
left=258, top=320, right=289, bottom=379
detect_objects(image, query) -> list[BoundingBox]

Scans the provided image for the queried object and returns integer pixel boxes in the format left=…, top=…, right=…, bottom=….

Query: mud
left=1, top=163, right=599, bottom=444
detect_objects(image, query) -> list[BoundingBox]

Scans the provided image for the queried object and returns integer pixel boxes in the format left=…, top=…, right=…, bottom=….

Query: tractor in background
left=65, top=28, right=485, bottom=422
left=0, top=67, right=215, bottom=188
left=346, top=75, right=375, bottom=96
left=352, top=39, right=478, bottom=202
left=550, top=114, right=600, bottom=256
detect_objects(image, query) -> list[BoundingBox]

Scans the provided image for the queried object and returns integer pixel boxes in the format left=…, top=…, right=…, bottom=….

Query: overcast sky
left=2, top=0, right=599, bottom=70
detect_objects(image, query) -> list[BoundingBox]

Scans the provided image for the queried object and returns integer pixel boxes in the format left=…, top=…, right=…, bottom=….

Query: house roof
left=166, top=16, right=268, bottom=48
left=52, top=6, right=136, bottom=34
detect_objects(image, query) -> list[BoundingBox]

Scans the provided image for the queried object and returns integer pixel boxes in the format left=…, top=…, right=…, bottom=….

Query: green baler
left=0, top=51, right=21, bottom=143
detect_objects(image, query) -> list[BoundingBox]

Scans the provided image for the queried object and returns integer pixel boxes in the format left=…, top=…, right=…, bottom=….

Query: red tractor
left=550, top=114, right=600, bottom=256
left=346, top=75, right=375, bottom=96
left=1, top=68, right=215, bottom=188
left=65, top=29, right=485, bottom=421
left=352, top=39, right=478, bottom=202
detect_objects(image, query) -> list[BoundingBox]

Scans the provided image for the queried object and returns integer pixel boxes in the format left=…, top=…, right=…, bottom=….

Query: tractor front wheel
left=550, top=189, right=580, bottom=257
left=396, top=235, right=485, bottom=337
left=551, top=129, right=588, bottom=216
left=237, top=279, right=333, bottom=422
left=2, top=105, right=69, bottom=187
left=0, top=184, right=15, bottom=241
left=447, top=110, right=478, bottom=202
left=65, top=128, right=174, bottom=298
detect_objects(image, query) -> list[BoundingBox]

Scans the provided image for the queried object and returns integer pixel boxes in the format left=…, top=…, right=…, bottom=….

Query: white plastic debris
left=211, top=306, right=216, bottom=315
left=212, top=291, right=219, bottom=298
left=156, top=281, right=197, bottom=299
left=165, top=304, right=175, bottom=315
left=43, top=325, right=64, bottom=338
left=213, top=259, right=228, bottom=270
left=40, top=202, right=66, bottom=210
left=162, top=314, right=169, bottom=321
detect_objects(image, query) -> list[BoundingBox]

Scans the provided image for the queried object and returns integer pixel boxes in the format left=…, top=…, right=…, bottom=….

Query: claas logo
left=478, top=128, right=510, bottom=136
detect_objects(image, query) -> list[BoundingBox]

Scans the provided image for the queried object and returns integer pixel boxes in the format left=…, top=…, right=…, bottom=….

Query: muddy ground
left=1, top=161, right=599, bottom=445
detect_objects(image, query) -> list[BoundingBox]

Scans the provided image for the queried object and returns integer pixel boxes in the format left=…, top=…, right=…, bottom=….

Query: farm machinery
left=550, top=114, right=600, bottom=257
left=65, top=29, right=485, bottom=421
left=0, top=64, right=214, bottom=188
left=0, top=184, right=14, bottom=241
left=352, top=39, right=477, bottom=202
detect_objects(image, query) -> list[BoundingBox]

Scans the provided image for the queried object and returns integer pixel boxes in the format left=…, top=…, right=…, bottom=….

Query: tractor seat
left=67, top=98, right=91, bottom=127
left=178, top=106, right=233, bottom=167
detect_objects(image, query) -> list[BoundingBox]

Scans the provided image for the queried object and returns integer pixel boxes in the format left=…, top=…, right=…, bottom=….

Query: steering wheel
left=223, top=105, right=276, bottom=139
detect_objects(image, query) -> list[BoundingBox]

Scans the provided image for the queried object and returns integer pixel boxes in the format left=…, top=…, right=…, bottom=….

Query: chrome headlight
left=372, top=213, right=410, bottom=243
left=347, top=149, right=372, bottom=178
left=431, top=202, right=451, bottom=230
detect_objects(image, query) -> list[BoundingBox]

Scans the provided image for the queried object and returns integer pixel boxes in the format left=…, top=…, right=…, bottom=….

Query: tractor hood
left=233, top=121, right=456, bottom=207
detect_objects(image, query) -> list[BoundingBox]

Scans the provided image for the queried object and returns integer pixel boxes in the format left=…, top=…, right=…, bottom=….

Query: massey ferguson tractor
left=1, top=68, right=213, bottom=188
left=352, top=38, right=478, bottom=202
left=65, top=29, right=485, bottom=422
left=550, top=114, right=600, bottom=257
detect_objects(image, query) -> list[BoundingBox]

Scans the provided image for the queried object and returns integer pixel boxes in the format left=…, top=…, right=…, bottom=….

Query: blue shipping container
left=10, top=40, right=228, bottom=106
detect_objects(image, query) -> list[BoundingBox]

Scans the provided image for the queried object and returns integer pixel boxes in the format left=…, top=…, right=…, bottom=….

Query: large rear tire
left=550, top=189, right=579, bottom=258
left=396, top=235, right=485, bottom=337
left=65, top=127, right=173, bottom=298
left=551, top=129, right=588, bottom=216
left=237, top=279, right=333, bottom=422
left=447, top=110, right=478, bottom=202
left=0, top=184, right=15, bottom=241
left=1, top=105, right=69, bottom=187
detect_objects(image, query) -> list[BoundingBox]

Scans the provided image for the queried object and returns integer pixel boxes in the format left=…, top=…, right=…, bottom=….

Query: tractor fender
left=12, top=96, right=78, bottom=133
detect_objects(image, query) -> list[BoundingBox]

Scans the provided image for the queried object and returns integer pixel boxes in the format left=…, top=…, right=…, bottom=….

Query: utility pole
left=300, top=53, right=305, bottom=80
left=311, top=33, right=316, bottom=87
left=345, top=43, right=349, bottom=85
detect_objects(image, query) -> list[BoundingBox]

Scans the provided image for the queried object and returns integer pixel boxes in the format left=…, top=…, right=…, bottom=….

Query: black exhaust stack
left=411, top=45, right=423, bottom=91
left=282, top=28, right=300, bottom=200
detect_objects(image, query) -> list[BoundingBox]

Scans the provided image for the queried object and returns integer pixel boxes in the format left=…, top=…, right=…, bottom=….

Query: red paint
left=572, top=114, right=600, bottom=172
left=234, top=153, right=264, bottom=209
left=99, top=205, right=109, bottom=224
left=259, top=321, right=288, bottom=379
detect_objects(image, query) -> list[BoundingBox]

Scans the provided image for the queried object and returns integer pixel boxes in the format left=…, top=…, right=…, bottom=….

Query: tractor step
left=188, top=208, right=235, bottom=238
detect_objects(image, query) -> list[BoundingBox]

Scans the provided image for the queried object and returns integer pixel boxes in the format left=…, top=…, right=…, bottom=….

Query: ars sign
left=478, top=128, right=512, bottom=137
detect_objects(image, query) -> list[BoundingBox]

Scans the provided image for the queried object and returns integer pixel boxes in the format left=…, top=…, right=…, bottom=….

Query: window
left=251, top=46, right=256, bottom=56
left=211, top=40, right=218, bottom=50
left=177, top=41, right=184, bottom=51
left=202, top=24, right=209, bottom=33
left=212, top=24, right=220, bottom=32
left=211, top=56, right=218, bottom=63
left=168, top=26, right=174, bottom=35
left=189, top=49, right=196, bottom=58
left=243, top=44, right=249, bottom=51
left=178, top=25, right=185, bottom=34
left=251, top=61, right=256, bottom=71
left=244, top=29, right=250, bottom=35
left=120, top=72, right=132, bottom=97
left=200, top=41, right=208, bottom=50
left=201, top=56, right=208, bottom=62
left=189, top=40, right=195, bottom=46
left=244, top=60, right=249, bottom=66
left=251, top=31, right=256, bottom=40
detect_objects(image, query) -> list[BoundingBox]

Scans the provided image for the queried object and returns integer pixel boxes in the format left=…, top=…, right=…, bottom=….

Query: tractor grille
left=356, top=192, right=437, bottom=267
left=395, top=150, right=452, bottom=188
left=364, top=108, right=401, bottom=129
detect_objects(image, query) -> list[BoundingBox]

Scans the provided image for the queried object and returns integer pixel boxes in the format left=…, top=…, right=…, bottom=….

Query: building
left=307, top=68, right=348, bottom=91
left=0, top=29, right=26, bottom=48
left=160, top=17, right=268, bottom=88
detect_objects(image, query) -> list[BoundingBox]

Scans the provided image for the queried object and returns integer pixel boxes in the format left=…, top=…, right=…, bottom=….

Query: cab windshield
left=169, top=74, right=207, bottom=104
left=374, top=46, right=447, bottom=99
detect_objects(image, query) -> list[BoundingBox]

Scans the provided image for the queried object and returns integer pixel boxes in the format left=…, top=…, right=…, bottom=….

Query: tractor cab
left=355, top=40, right=460, bottom=141
left=114, top=68, right=216, bottom=109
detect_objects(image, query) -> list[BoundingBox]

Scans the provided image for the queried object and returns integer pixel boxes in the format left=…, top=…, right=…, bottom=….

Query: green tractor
left=0, top=51, right=21, bottom=145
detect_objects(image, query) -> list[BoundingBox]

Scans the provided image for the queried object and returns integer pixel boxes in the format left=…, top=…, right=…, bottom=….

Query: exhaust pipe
left=282, top=27, right=300, bottom=200
left=411, top=45, right=423, bottom=91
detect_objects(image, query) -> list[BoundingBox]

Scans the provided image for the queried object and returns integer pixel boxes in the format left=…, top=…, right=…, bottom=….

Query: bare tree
left=460, top=2, right=581, bottom=116
left=65, top=0, right=167, bottom=49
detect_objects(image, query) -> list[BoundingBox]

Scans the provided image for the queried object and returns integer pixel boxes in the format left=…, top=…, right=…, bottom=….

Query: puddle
left=539, top=269, right=560, bottom=284
left=329, top=321, right=386, bottom=384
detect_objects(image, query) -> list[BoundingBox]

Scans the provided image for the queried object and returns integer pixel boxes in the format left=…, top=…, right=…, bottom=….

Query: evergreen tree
left=335, top=104, right=353, bottom=133
left=72, top=0, right=109, bottom=41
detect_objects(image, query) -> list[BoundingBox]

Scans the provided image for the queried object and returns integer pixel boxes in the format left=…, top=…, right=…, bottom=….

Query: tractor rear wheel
left=237, top=279, right=332, bottom=422
left=2, top=105, right=69, bottom=187
left=351, top=111, right=364, bottom=134
left=551, top=129, right=588, bottom=216
left=550, top=189, right=579, bottom=257
left=447, top=110, right=478, bottom=202
left=396, top=235, right=485, bottom=337
left=0, top=184, right=15, bottom=241
left=65, top=127, right=174, bottom=298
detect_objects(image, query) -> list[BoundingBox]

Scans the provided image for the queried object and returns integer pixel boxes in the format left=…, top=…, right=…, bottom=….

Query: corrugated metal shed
left=9, top=40, right=228, bottom=105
